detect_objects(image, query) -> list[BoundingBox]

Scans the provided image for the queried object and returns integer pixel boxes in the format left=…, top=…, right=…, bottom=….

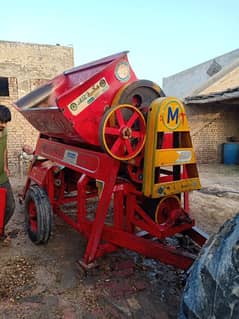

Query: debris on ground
left=0, top=256, right=35, bottom=300
left=0, top=164, right=238, bottom=318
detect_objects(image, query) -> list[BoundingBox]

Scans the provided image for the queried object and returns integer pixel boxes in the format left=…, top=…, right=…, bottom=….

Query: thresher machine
left=14, top=51, right=207, bottom=270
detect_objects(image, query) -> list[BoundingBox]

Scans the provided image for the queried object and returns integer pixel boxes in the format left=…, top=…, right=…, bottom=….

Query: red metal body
left=15, top=52, right=207, bottom=270
left=22, top=137, right=205, bottom=269
left=0, top=188, right=6, bottom=235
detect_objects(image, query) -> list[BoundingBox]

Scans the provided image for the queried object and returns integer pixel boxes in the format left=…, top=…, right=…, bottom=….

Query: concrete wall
left=0, top=41, right=74, bottom=174
left=163, top=49, right=239, bottom=98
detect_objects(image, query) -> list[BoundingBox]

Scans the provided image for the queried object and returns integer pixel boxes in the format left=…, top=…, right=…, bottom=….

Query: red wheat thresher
left=14, top=51, right=207, bottom=270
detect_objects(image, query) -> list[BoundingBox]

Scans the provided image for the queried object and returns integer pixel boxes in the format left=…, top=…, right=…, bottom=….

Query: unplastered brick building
left=0, top=40, right=74, bottom=173
left=163, top=49, right=239, bottom=163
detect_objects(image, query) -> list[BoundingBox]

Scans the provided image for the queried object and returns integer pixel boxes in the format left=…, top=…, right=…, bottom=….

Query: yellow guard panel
left=143, top=97, right=201, bottom=198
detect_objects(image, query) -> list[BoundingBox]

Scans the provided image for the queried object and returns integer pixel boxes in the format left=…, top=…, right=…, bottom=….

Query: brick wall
left=0, top=41, right=74, bottom=174
left=186, top=104, right=239, bottom=163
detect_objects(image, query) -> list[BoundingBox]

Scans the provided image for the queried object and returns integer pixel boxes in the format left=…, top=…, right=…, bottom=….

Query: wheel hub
left=121, top=127, right=132, bottom=139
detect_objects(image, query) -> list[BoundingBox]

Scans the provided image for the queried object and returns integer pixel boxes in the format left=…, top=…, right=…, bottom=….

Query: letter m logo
left=167, top=106, right=179, bottom=124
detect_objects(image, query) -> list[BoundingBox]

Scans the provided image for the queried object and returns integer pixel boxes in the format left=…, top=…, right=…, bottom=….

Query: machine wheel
left=24, top=185, right=53, bottom=245
left=112, top=79, right=165, bottom=115
left=126, top=152, right=144, bottom=183
left=179, top=213, right=239, bottom=319
left=99, top=104, right=146, bottom=160
left=142, top=195, right=181, bottom=223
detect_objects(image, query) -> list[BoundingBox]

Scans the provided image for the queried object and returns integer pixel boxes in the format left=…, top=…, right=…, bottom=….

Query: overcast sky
left=0, top=0, right=238, bottom=85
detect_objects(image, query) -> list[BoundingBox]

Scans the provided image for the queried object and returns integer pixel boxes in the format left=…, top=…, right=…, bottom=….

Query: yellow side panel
left=143, top=97, right=200, bottom=198
left=152, top=178, right=201, bottom=197
left=143, top=100, right=159, bottom=196
left=154, top=148, right=196, bottom=166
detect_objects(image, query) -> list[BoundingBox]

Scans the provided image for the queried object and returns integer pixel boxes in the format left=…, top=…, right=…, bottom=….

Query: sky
left=0, top=0, right=238, bottom=86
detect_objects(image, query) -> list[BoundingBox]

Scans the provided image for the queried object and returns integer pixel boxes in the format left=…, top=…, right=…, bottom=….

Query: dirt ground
left=0, top=163, right=239, bottom=319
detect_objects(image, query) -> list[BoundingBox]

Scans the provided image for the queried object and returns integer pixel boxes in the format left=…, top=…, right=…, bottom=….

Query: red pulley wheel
left=99, top=104, right=146, bottom=160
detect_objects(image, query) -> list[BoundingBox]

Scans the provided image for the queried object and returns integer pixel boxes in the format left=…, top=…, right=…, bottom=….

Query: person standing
left=0, top=105, right=15, bottom=229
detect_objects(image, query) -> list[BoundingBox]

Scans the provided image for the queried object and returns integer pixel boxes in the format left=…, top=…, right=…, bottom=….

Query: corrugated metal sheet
left=184, top=86, right=239, bottom=105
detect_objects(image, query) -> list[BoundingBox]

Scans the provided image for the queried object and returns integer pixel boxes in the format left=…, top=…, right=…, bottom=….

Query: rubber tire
left=179, top=213, right=239, bottom=319
left=24, top=185, right=52, bottom=245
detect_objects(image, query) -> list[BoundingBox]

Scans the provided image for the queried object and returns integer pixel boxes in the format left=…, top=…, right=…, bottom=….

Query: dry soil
left=0, top=163, right=238, bottom=319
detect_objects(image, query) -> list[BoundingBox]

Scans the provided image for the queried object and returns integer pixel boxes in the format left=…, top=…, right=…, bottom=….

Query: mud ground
left=0, top=163, right=239, bottom=319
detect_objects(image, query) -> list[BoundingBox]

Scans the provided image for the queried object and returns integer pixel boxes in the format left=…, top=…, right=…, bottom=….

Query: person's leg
left=0, top=180, right=15, bottom=225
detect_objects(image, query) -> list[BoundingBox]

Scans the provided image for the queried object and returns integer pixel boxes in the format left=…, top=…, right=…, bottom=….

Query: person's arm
left=4, top=148, right=10, bottom=177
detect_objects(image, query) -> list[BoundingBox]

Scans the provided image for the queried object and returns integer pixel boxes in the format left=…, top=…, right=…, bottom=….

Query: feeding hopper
left=14, top=51, right=137, bottom=146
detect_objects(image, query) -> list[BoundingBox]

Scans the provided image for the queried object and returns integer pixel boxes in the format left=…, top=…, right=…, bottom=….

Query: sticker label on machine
left=68, top=78, right=109, bottom=116
left=63, top=150, right=78, bottom=165
left=176, top=150, right=192, bottom=163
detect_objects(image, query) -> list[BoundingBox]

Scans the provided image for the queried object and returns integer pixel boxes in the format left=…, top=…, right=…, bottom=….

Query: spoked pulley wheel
left=142, top=195, right=181, bottom=224
left=99, top=104, right=146, bottom=160
left=24, top=185, right=52, bottom=244
left=155, top=195, right=181, bottom=224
